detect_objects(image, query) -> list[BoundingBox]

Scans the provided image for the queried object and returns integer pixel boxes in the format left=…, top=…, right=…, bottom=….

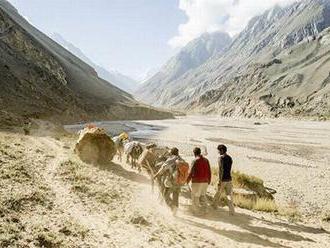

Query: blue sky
left=7, top=0, right=297, bottom=80
left=8, top=0, right=186, bottom=80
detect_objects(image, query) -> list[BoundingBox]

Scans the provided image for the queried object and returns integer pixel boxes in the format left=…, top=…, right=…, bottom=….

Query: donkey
left=124, top=141, right=143, bottom=171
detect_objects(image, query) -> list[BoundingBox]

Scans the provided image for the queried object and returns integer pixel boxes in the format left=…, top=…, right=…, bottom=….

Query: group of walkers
left=150, top=144, right=235, bottom=216
left=114, top=132, right=235, bottom=216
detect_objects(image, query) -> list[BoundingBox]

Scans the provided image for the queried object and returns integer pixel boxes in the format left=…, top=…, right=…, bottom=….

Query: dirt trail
left=1, top=124, right=330, bottom=247
left=107, top=116, right=330, bottom=218
left=33, top=137, right=330, bottom=247
left=34, top=136, right=115, bottom=246
left=16, top=120, right=116, bottom=246
left=131, top=169, right=330, bottom=248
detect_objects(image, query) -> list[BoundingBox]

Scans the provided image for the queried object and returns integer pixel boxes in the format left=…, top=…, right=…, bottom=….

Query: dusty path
left=82, top=116, right=330, bottom=219
left=34, top=136, right=116, bottom=247
left=129, top=165, right=330, bottom=248
left=1, top=124, right=330, bottom=247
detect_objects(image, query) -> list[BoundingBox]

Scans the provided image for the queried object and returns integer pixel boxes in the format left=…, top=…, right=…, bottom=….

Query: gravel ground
left=66, top=116, right=330, bottom=220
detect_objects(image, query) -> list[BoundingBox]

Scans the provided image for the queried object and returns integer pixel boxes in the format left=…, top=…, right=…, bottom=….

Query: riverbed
left=65, top=115, right=330, bottom=218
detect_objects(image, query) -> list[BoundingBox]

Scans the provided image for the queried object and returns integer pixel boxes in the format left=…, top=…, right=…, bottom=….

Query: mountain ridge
left=51, top=33, right=139, bottom=94
left=136, top=0, right=330, bottom=119
left=0, top=0, right=172, bottom=127
left=136, top=31, right=232, bottom=105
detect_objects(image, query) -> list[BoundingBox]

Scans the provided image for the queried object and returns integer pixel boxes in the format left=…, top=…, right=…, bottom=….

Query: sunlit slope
left=0, top=0, right=172, bottom=126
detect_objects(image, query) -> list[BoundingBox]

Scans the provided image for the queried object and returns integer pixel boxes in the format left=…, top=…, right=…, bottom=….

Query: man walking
left=138, top=143, right=157, bottom=173
left=154, top=147, right=183, bottom=216
left=213, top=144, right=235, bottom=215
left=187, top=147, right=211, bottom=215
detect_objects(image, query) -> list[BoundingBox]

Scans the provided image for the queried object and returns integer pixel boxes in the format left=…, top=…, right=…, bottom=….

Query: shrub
left=253, top=198, right=278, bottom=212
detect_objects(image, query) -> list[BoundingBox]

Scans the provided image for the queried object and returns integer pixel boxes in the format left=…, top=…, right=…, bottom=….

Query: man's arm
left=187, top=159, right=196, bottom=184
left=153, top=157, right=173, bottom=178
left=218, top=157, right=224, bottom=182
left=153, top=165, right=166, bottom=179
left=207, top=159, right=211, bottom=184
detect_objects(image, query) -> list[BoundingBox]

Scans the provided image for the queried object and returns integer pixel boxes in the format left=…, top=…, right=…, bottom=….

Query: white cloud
left=169, top=0, right=301, bottom=48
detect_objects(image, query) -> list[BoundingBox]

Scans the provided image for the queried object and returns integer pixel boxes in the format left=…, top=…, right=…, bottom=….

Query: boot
left=172, top=206, right=178, bottom=217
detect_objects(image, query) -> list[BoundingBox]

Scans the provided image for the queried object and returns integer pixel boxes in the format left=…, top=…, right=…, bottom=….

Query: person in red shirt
left=187, top=147, right=211, bottom=214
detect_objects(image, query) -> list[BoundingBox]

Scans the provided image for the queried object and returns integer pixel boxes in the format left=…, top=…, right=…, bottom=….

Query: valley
left=66, top=115, right=330, bottom=220
left=1, top=119, right=330, bottom=247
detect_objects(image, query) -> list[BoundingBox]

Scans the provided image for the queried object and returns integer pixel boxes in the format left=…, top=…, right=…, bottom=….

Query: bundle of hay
left=232, top=171, right=276, bottom=200
left=74, top=126, right=116, bottom=164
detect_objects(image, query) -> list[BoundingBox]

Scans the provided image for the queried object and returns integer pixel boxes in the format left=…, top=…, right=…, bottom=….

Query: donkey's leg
left=126, top=153, right=130, bottom=164
left=137, top=158, right=142, bottom=172
left=119, top=150, right=122, bottom=162
left=130, top=155, right=134, bottom=168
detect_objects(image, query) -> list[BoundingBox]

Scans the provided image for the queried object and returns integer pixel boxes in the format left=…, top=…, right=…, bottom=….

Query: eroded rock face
left=137, top=0, right=330, bottom=119
left=191, top=44, right=330, bottom=119
left=0, top=8, right=75, bottom=124
left=0, top=14, right=67, bottom=85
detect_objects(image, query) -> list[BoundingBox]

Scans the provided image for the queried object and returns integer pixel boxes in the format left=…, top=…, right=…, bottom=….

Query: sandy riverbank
left=0, top=118, right=329, bottom=247
left=66, top=116, right=330, bottom=219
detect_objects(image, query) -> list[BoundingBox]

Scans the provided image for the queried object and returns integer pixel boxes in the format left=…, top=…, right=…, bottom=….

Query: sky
left=7, top=0, right=186, bottom=80
left=7, top=0, right=299, bottom=81
left=169, top=0, right=300, bottom=47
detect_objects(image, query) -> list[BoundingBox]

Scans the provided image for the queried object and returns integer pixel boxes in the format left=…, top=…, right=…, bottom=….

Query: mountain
left=51, top=33, right=138, bottom=93
left=137, top=0, right=330, bottom=119
left=136, top=31, right=232, bottom=105
left=0, top=0, right=171, bottom=127
left=140, top=67, right=160, bottom=84
left=94, top=67, right=138, bottom=94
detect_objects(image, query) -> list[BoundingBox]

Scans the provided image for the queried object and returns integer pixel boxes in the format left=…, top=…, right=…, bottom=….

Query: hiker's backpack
left=174, top=160, right=190, bottom=186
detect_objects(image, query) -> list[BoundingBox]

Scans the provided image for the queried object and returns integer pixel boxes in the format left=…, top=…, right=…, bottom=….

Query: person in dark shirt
left=213, top=144, right=235, bottom=215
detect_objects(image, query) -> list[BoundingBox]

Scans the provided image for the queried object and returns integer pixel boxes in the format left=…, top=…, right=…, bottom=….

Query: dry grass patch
left=212, top=168, right=279, bottom=213
left=32, top=219, right=89, bottom=248
left=58, top=157, right=124, bottom=207
left=2, top=189, right=53, bottom=212
left=253, top=198, right=278, bottom=212
left=232, top=194, right=278, bottom=213
left=277, top=200, right=301, bottom=221
left=211, top=169, right=264, bottom=189
left=59, top=159, right=93, bottom=194
left=233, top=194, right=254, bottom=210
left=232, top=171, right=263, bottom=190
left=278, top=206, right=301, bottom=220
left=0, top=135, right=93, bottom=247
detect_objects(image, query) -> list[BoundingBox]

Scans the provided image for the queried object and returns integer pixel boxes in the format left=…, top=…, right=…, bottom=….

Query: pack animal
left=125, top=142, right=143, bottom=171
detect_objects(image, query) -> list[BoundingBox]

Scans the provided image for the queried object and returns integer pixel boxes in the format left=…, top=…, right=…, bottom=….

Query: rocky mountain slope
left=51, top=33, right=139, bottom=94
left=138, top=0, right=330, bottom=119
left=0, top=0, right=171, bottom=128
left=136, top=31, right=232, bottom=105
left=192, top=27, right=330, bottom=118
